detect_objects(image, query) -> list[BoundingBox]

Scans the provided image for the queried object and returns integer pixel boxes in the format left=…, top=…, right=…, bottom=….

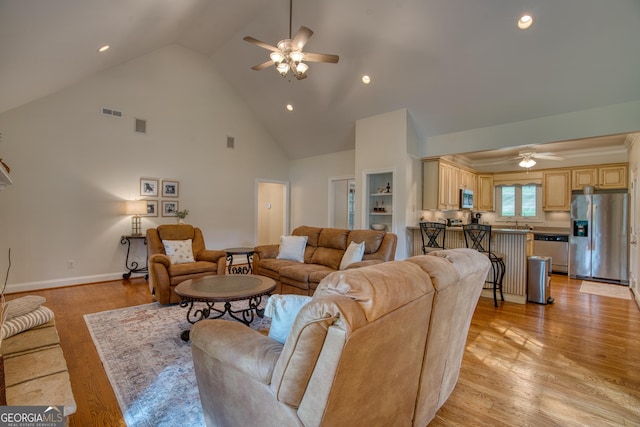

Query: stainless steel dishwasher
left=533, top=233, right=569, bottom=274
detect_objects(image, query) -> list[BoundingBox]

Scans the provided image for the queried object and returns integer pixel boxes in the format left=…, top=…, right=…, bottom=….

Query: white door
left=257, top=181, right=288, bottom=245
left=329, top=177, right=355, bottom=229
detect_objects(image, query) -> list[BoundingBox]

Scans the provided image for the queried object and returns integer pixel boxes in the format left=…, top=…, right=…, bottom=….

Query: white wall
left=0, top=44, right=288, bottom=292
left=356, top=109, right=420, bottom=259
left=289, top=150, right=355, bottom=229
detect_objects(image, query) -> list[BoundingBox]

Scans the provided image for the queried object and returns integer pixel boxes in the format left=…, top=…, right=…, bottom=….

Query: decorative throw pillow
left=276, top=235, right=308, bottom=263
left=163, top=239, right=195, bottom=264
left=264, top=294, right=312, bottom=344
left=1, top=306, right=55, bottom=339
left=4, top=295, right=46, bottom=320
left=339, top=241, right=365, bottom=270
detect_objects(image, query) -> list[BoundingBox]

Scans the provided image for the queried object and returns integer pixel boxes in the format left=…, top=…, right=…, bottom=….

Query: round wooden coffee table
left=175, top=274, right=276, bottom=341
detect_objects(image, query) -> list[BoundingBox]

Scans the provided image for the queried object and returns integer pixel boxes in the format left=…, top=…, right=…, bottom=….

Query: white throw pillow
left=163, top=239, right=195, bottom=264
left=276, top=235, right=308, bottom=263
left=264, top=294, right=312, bottom=344
left=340, top=241, right=365, bottom=270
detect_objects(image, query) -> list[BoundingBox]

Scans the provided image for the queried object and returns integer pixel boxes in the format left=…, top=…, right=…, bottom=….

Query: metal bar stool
left=462, top=224, right=505, bottom=307
left=419, top=222, right=446, bottom=254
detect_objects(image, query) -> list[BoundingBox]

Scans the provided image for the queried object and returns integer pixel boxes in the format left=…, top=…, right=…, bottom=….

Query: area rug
left=579, top=281, right=632, bottom=300
left=84, top=301, right=270, bottom=427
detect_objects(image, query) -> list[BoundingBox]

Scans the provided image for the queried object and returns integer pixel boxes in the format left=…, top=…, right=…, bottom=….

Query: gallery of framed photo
left=140, top=178, right=159, bottom=197
left=162, top=200, right=179, bottom=217
left=143, top=200, right=158, bottom=217
left=162, top=180, right=179, bottom=198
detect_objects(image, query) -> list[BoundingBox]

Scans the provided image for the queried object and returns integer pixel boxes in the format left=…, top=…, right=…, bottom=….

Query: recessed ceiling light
left=97, top=45, right=110, bottom=53
left=286, top=104, right=294, bottom=111
left=361, top=75, right=371, bottom=84
left=517, top=14, right=533, bottom=30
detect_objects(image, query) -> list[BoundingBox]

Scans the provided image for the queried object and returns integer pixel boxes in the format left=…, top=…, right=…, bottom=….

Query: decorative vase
left=178, top=219, right=185, bottom=224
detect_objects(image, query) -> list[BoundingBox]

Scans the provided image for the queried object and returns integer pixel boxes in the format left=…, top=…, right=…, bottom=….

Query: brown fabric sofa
left=253, top=225, right=397, bottom=295
left=190, top=248, right=491, bottom=427
left=146, top=224, right=227, bottom=304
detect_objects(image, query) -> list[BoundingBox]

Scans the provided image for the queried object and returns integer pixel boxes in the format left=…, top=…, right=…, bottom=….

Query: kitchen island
left=408, top=226, right=533, bottom=304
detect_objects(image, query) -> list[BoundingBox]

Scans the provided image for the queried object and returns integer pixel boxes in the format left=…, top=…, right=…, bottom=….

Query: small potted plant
left=176, top=209, right=189, bottom=224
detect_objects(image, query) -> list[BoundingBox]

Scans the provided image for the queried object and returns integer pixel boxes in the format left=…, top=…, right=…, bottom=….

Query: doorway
left=256, top=180, right=288, bottom=245
left=329, top=177, right=355, bottom=229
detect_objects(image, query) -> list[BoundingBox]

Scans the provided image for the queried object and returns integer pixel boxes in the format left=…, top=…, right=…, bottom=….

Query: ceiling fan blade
left=303, top=52, right=339, bottom=63
left=291, top=26, right=313, bottom=51
left=251, top=60, right=274, bottom=71
left=243, top=36, right=279, bottom=52
left=534, top=153, right=565, bottom=160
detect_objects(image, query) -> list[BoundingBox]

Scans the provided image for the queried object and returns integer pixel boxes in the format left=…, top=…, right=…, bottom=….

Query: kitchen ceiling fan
left=516, top=151, right=565, bottom=168
left=243, top=0, right=339, bottom=80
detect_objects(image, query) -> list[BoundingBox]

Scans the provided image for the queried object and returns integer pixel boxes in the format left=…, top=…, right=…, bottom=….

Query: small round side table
left=224, top=247, right=255, bottom=274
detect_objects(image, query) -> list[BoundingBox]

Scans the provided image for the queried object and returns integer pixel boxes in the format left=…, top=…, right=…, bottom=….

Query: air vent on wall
left=227, top=136, right=235, bottom=149
left=135, top=118, right=147, bottom=134
left=101, top=107, right=122, bottom=117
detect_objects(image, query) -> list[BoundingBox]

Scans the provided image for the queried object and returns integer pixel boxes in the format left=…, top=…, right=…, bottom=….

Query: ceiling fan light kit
left=244, top=0, right=339, bottom=80
left=519, top=157, right=536, bottom=168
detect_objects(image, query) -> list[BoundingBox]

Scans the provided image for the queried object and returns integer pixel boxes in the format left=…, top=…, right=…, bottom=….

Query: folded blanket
left=2, top=306, right=54, bottom=339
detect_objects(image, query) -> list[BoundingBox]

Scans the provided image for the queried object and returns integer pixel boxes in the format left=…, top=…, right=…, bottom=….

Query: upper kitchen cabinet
left=423, top=160, right=473, bottom=210
left=476, top=174, right=494, bottom=211
left=571, top=164, right=628, bottom=190
left=543, top=169, right=571, bottom=211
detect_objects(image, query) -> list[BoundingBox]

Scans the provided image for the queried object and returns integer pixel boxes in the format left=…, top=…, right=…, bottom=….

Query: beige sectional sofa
left=253, top=226, right=397, bottom=295
left=191, top=249, right=491, bottom=426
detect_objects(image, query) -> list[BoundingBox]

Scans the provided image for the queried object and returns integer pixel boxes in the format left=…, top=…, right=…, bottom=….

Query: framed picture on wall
left=162, top=180, right=179, bottom=198
left=162, top=200, right=179, bottom=217
left=143, top=200, right=158, bottom=217
left=140, top=178, right=159, bottom=197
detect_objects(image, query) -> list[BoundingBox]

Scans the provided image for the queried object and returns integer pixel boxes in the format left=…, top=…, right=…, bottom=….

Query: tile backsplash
left=419, top=210, right=571, bottom=229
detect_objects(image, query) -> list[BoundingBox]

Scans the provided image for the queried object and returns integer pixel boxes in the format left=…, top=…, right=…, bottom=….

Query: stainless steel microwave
left=460, top=188, right=473, bottom=209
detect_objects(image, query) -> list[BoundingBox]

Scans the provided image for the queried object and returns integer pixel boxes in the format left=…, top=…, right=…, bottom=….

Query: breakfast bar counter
left=408, top=226, right=533, bottom=304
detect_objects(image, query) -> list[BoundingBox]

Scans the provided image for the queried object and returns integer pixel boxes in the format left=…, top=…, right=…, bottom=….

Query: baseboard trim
left=4, top=272, right=146, bottom=294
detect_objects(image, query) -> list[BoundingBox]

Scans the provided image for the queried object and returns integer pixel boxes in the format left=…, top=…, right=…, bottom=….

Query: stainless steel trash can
left=527, top=256, right=553, bottom=304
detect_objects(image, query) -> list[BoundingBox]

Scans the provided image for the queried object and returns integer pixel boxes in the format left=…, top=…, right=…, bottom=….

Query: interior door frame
left=255, top=179, right=289, bottom=245
left=328, top=175, right=355, bottom=228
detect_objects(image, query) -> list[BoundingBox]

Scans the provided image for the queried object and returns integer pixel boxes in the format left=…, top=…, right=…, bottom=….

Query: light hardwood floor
left=6, top=275, right=640, bottom=426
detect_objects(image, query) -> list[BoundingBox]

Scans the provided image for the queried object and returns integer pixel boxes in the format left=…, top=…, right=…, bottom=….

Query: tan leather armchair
left=146, top=224, right=226, bottom=304
left=191, top=248, right=491, bottom=426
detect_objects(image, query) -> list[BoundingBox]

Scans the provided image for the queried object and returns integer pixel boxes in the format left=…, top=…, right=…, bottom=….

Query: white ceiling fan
left=516, top=151, right=565, bottom=168
left=243, top=0, right=339, bottom=80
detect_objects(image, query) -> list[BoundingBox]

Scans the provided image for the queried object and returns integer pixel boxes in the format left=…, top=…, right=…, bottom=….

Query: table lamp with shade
left=125, top=200, right=147, bottom=236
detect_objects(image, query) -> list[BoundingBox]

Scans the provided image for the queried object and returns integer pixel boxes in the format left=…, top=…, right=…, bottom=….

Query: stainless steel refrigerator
left=569, top=190, right=628, bottom=283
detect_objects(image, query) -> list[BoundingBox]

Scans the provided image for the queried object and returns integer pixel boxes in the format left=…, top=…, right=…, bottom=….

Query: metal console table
left=120, top=235, right=148, bottom=279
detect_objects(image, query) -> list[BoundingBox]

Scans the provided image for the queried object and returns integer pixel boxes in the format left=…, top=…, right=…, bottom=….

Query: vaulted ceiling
left=1, top=0, right=639, bottom=160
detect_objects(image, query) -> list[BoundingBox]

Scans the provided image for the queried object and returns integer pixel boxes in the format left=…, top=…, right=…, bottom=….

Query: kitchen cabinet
left=423, top=160, right=469, bottom=210
left=571, top=164, right=628, bottom=190
left=459, top=169, right=476, bottom=193
left=543, top=170, right=571, bottom=211
left=476, top=174, right=494, bottom=211
left=571, top=168, right=597, bottom=190
left=438, top=162, right=459, bottom=209
left=598, top=165, right=627, bottom=189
